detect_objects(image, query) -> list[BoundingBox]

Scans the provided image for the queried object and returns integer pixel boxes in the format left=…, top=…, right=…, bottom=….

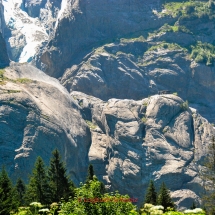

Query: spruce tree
left=15, top=178, right=26, bottom=206
left=144, top=180, right=157, bottom=205
left=86, top=164, right=94, bottom=183
left=25, top=156, right=51, bottom=205
left=190, top=201, right=196, bottom=209
left=201, top=136, right=215, bottom=213
left=48, top=149, right=75, bottom=202
left=0, top=166, right=18, bottom=215
left=157, top=182, right=174, bottom=211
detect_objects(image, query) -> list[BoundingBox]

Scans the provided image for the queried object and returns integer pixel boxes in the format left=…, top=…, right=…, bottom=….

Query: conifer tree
left=48, top=149, right=75, bottom=202
left=25, top=156, right=51, bottom=205
left=190, top=201, right=196, bottom=209
left=0, top=166, right=18, bottom=215
left=86, top=164, right=94, bottom=183
left=201, top=136, right=215, bottom=214
left=157, top=182, right=174, bottom=211
left=15, top=178, right=26, bottom=206
left=144, top=180, right=157, bottom=205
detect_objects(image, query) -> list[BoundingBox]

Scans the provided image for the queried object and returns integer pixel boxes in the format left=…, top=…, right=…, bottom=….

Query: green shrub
left=142, top=117, right=147, bottom=123
left=59, top=178, right=137, bottom=215
left=190, top=41, right=215, bottom=66
left=147, top=42, right=185, bottom=52
left=15, top=78, right=32, bottom=84
left=180, top=100, right=189, bottom=110
left=85, top=120, right=97, bottom=129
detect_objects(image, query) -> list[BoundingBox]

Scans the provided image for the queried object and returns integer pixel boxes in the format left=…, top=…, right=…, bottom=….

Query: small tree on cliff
left=86, top=164, right=94, bottom=183
left=201, top=136, right=215, bottom=214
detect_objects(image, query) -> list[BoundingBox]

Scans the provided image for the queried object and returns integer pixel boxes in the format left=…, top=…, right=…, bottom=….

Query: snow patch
left=2, top=0, right=48, bottom=62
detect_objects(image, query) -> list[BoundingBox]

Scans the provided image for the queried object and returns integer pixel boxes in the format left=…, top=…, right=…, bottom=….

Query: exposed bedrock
left=71, top=91, right=215, bottom=210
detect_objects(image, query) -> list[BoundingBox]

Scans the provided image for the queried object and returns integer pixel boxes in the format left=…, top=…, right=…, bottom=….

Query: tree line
left=0, top=149, right=76, bottom=214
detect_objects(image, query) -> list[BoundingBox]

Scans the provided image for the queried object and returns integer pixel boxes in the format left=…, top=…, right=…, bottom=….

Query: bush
left=59, top=178, right=137, bottom=215
left=190, top=42, right=215, bottom=66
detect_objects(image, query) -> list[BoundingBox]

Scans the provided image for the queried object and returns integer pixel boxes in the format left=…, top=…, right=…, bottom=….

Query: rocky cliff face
left=61, top=39, right=215, bottom=123
left=40, top=0, right=171, bottom=77
left=70, top=91, right=215, bottom=210
left=0, top=0, right=9, bottom=68
left=0, top=63, right=214, bottom=209
left=0, top=64, right=91, bottom=184
left=1, top=0, right=215, bottom=211
left=0, top=32, right=9, bottom=68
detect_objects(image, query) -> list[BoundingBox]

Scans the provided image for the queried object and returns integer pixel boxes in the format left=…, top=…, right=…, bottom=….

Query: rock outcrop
left=40, top=0, right=172, bottom=77
left=61, top=39, right=215, bottom=123
left=0, top=63, right=91, bottom=184
left=0, top=32, right=9, bottom=68
left=71, top=91, right=215, bottom=210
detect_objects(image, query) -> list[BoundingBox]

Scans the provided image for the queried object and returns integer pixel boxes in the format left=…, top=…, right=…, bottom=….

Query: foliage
left=147, top=42, right=185, bottom=52
left=157, top=182, right=174, bottom=212
left=15, top=78, right=32, bottom=84
left=201, top=136, right=215, bottom=214
left=190, top=42, right=215, bottom=66
left=184, top=208, right=205, bottom=214
left=161, top=0, right=215, bottom=20
left=86, top=164, right=95, bottom=183
left=190, top=202, right=196, bottom=209
left=0, top=166, right=19, bottom=215
left=149, top=23, right=192, bottom=38
left=60, top=177, right=137, bottom=215
left=25, top=157, right=51, bottom=205
left=48, top=149, right=75, bottom=203
left=144, top=180, right=157, bottom=205
left=16, top=178, right=26, bottom=206
left=142, top=117, right=147, bottom=123
left=180, top=100, right=189, bottom=110
left=85, top=120, right=97, bottom=129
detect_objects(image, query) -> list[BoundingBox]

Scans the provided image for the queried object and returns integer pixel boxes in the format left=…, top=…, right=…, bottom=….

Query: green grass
left=141, top=117, right=147, bottom=123
left=161, top=0, right=215, bottom=20
left=146, top=42, right=186, bottom=53
left=6, top=90, right=21, bottom=93
left=15, top=78, right=32, bottom=84
left=120, top=35, right=145, bottom=43
left=85, top=120, right=97, bottom=129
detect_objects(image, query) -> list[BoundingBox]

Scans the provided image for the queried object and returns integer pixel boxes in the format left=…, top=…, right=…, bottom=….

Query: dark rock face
left=0, top=32, right=9, bottom=68
left=61, top=39, right=215, bottom=123
left=23, top=0, right=62, bottom=18
left=0, top=64, right=91, bottom=184
left=40, top=0, right=171, bottom=78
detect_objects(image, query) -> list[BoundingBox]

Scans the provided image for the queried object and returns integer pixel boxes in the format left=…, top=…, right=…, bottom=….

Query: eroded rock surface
left=0, top=64, right=91, bottom=184
left=61, top=40, right=215, bottom=123
left=71, top=91, right=215, bottom=210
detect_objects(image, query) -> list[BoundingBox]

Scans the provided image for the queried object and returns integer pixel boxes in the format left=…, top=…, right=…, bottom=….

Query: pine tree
left=0, top=166, right=18, bottom=215
left=86, top=164, right=94, bottom=183
left=144, top=180, right=157, bottom=205
left=48, top=149, right=75, bottom=202
left=25, top=157, right=51, bottom=205
left=15, top=178, right=26, bottom=206
left=190, top=201, right=196, bottom=209
left=157, top=182, right=174, bottom=211
left=201, top=136, right=215, bottom=214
